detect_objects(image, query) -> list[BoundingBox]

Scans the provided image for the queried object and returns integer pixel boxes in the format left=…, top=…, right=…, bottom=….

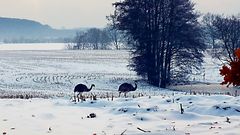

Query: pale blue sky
left=0, top=0, right=240, bottom=29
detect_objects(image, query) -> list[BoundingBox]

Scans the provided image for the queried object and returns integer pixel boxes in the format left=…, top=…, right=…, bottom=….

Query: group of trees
left=111, top=0, right=206, bottom=88
left=71, top=27, right=125, bottom=50
left=202, top=14, right=240, bottom=62
left=203, top=14, right=240, bottom=87
left=69, top=0, right=240, bottom=88
left=202, top=14, right=240, bottom=87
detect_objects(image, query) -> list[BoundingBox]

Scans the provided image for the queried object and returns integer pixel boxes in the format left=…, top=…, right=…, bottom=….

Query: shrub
left=220, top=48, right=240, bottom=87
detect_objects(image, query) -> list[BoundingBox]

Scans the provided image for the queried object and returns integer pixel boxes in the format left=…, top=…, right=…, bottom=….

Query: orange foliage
left=235, top=48, right=240, bottom=59
left=220, top=48, right=240, bottom=87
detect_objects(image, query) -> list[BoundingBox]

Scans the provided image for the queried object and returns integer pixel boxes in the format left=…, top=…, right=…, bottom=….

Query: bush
left=220, top=48, right=240, bottom=87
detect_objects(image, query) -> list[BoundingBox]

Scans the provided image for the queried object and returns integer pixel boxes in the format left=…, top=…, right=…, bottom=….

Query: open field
left=0, top=47, right=238, bottom=97
left=0, top=45, right=239, bottom=135
left=0, top=49, right=139, bottom=96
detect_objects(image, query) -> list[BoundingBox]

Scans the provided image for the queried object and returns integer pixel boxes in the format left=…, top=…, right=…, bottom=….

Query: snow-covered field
left=1, top=95, right=240, bottom=135
left=0, top=44, right=239, bottom=135
left=0, top=43, right=66, bottom=50
left=0, top=46, right=137, bottom=96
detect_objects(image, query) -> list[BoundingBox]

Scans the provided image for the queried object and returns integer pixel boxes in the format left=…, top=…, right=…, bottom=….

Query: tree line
left=69, top=26, right=126, bottom=50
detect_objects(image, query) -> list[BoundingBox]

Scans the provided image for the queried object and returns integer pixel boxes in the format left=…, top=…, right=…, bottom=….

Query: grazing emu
left=118, top=83, right=137, bottom=97
left=74, top=84, right=95, bottom=102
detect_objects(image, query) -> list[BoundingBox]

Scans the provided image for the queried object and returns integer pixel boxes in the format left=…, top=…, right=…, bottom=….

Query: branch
left=137, top=127, right=151, bottom=133
left=120, top=129, right=127, bottom=135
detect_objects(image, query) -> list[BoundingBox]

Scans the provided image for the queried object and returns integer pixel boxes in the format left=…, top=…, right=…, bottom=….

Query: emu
left=74, top=84, right=95, bottom=102
left=118, top=83, right=137, bottom=97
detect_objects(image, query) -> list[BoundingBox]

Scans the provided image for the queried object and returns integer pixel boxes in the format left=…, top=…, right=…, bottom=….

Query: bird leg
left=77, top=93, right=81, bottom=102
left=79, top=93, right=85, bottom=102
left=124, top=92, right=127, bottom=98
left=73, top=92, right=77, bottom=102
left=118, top=92, right=121, bottom=97
left=80, top=93, right=84, bottom=102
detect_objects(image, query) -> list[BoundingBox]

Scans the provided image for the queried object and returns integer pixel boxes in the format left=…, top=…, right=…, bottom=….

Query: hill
left=0, top=17, right=78, bottom=43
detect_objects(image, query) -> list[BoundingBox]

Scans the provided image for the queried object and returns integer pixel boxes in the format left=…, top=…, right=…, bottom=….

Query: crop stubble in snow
left=0, top=50, right=138, bottom=96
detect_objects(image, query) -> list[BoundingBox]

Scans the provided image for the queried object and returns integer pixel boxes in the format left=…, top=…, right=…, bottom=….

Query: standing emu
left=118, top=83, right=137, bottom=97
left=74, top=84, right=95, bottom=102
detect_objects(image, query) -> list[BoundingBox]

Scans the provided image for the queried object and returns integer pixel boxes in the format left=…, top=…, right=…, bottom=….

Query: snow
left=190, top=51, right=223, bottom=83
left=0, top=43, right=66, bottom=50
left=0, top=44, right=239, bottom=135
left=1, top=96, right=240, bottom=135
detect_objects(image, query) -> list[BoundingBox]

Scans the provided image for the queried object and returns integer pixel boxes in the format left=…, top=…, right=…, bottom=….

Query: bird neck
left=88, top=85, right=93, bottom=91
left=134, top=83, right=137, bottom=90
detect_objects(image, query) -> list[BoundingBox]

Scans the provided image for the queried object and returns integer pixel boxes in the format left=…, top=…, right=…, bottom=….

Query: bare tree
left=202, top=13, right=219, bottom=49
left=87, top=28, right=101, bottom=50
left=203, top=14, right=240, bottom=62
left=107, top=12, right=123, bottom=50
left=74, top=32, right=87, bottom=50
left=99, top=28, right=111, bottom=49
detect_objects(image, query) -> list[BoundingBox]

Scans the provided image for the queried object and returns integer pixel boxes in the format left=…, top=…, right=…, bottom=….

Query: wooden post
left=180, top=104, right=184, bottom=114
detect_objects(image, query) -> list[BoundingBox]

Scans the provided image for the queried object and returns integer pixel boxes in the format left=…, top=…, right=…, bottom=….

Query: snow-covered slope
left=0, top=95, right=239, bottom=135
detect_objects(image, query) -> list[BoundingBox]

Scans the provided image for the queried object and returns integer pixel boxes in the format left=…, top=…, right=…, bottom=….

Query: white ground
left=0, top=44, right=239, bottom=135
left=0, top=43, right=66, bottom=50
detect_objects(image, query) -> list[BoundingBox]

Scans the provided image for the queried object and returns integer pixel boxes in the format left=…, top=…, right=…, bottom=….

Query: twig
left=226, top=117, right=231, bottom=123
left=120, top=129, right=127, bottom=135
left=137, top=127, right=151, bottom=133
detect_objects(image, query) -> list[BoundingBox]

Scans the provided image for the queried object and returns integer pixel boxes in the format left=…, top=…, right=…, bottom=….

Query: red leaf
left=235, top=48, right=240, bottom=59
